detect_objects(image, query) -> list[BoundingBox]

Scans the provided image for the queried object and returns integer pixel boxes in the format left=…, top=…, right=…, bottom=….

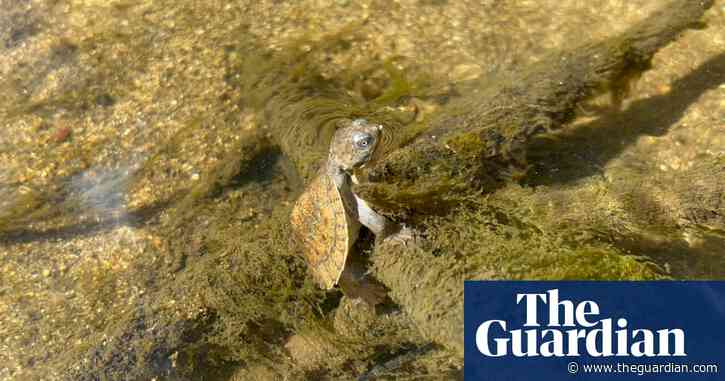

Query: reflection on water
left=68, top=162, right=136, bottom=222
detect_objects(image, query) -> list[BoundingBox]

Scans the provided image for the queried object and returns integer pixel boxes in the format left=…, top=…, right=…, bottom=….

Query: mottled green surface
left=0, top=0, right=724, bottom=380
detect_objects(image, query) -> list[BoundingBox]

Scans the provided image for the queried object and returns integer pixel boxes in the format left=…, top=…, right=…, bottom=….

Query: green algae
left=371, top=198, right=667, bottom=358
left=230, top=27, right=448, bottom=186
left=66, top=1, right=717, bottom=377
left=62, top=145, right=430, bottom=379
left=436, top=201, right=666, bottom=281
left=1, top=0, right=721, bottom=379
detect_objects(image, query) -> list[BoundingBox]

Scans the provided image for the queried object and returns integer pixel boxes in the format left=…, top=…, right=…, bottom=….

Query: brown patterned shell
left=290, top=172, right=354, bottom=289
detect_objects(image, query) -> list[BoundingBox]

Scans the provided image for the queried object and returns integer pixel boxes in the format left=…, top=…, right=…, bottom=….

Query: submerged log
left=355, top=0, right=715, bottom=214
left=238, top=0, right=714, bottom=360
left=368, top=0, right=713, bottom=357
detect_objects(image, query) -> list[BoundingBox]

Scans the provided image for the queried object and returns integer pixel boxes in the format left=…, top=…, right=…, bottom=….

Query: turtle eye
left=352, top=132, right=374, bottom=149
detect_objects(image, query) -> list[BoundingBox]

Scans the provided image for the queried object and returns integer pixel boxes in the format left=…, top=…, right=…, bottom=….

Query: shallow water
left=1, top=1, right=724, bottom=379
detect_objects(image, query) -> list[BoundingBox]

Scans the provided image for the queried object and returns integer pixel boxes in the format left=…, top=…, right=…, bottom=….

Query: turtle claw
left=353, top=280, right=388, bottom=307
left=382, top=224, right=417, bottom=247
left=339, top=268, right=388, bottom=307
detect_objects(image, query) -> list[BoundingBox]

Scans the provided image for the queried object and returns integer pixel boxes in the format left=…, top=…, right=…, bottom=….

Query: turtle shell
left=290, top=172, right=357, bottom=289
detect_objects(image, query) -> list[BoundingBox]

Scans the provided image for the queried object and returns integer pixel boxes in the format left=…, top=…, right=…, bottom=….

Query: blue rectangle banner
left=464, top=281, right=725, bottom=380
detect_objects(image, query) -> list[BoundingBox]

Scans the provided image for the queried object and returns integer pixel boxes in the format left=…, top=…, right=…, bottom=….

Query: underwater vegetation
left=0, top=0, right=722, bottom=379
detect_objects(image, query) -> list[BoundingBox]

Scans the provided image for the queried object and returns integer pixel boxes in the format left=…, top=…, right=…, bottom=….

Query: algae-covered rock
left=1, top=0, right=722, bottom=379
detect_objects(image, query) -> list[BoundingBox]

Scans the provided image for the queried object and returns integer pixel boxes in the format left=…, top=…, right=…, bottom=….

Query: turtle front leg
left=355, top=196, right=414, bottom=244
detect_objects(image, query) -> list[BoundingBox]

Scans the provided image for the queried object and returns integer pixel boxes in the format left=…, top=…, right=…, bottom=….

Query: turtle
left=290, top=118, right=408, bottom=306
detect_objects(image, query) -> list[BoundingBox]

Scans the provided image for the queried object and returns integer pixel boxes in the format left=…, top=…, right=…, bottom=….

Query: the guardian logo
left=476, top=289, right=686, bottom=358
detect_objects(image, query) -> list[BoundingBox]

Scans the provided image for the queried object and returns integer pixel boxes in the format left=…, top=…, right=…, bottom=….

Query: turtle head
left=329, top=118, right=382, bottom=172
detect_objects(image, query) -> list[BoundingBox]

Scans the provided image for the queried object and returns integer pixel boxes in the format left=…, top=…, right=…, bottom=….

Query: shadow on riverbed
left=0, top=198, right=173, bottom=246
left=0, top=136, right=285, bottom=247
left=522, top=52, right=725, bottom=279
left=526, top=52, right=725, bottom=186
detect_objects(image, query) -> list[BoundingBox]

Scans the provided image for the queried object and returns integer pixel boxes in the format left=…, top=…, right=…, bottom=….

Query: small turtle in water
left=291, top=118, right=410, bottom=305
